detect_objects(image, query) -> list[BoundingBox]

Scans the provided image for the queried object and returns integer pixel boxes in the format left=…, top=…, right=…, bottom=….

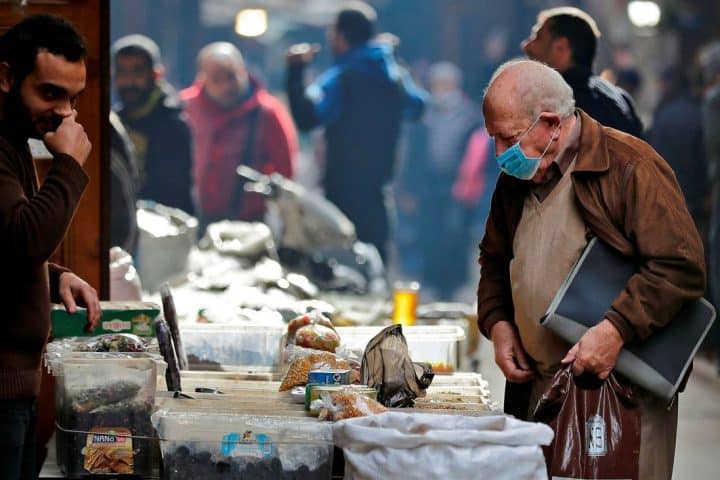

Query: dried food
left=316, top=391, right=388, bottom=421
left=279, top=351, right=358, bottom=392
left=71, top=381, right=141, bottom=414
left=162, top=448, right=332, bottom=479
left=75, top=334, right=147, bottom=353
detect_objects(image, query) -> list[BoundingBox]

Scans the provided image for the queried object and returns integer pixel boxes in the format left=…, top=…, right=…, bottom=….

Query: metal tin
left=307, top=369, right=351, bottom=386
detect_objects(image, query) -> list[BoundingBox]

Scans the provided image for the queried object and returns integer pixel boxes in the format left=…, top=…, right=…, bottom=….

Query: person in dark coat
left=112, top=34, right=194, bottom=214
left=109, top=111, right=139, bottom=254
left=647, top=66, right=706, bottom=226
left=522, top=6, right=644, bottom=137
left=285, top=2, right=426, bottom=260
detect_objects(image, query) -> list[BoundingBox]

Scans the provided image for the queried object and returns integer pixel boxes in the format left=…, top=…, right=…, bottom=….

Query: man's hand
left=285, top=43, right=320, bottom=66
left=43, top=110, right=92, bottom=166
left=490, top=321, right=535, bottom=383
left=561, top=319, right=624, bottom=379
left=58, top=272, right=101, bottom=333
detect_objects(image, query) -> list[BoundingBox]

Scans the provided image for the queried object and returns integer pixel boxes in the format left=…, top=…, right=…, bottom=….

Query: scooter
left=237, top=165, right=386, bottom=295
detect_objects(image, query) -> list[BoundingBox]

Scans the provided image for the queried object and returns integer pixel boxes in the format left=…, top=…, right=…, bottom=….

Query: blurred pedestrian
left=395, top=61, right=480, bottom=299
left=647, top=66, right=706, bottom=227
left=699, top=41, right=720, bottom=371
left=109, top=111, right=140, bottom=255
left=285, top=1, right=426, bottom=260
left=522, top=6, right=643, bottom=137
left=181, top=42, right=297, bottom=231
left=112, top=34, right=194, bottom=214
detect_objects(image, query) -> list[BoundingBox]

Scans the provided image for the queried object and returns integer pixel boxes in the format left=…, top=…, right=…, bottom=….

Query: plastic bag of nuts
left=315, top=391, right=388, bottom=421
left=279, top=346, right=360, bottom=392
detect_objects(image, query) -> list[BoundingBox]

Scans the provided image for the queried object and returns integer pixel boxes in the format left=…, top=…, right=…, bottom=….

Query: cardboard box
left=51, top=302, right=160, bottom=338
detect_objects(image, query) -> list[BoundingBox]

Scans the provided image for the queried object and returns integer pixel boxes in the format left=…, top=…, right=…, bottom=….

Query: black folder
left=540, top=237, right=716, bottom=401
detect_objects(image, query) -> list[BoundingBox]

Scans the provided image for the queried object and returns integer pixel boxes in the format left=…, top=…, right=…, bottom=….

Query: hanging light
left=627, top=1, right=662, bottom=28
left=235, top=9, right=268, bottom=38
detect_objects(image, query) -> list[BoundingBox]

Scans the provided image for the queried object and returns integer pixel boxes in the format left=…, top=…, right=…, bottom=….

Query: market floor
left=475, top=338, right=720, bottom=480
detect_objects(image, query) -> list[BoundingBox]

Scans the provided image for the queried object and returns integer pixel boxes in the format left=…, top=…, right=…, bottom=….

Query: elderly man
left=182, top=42, right=297, bottom=232
left=478, top=60, right=705, bottom=479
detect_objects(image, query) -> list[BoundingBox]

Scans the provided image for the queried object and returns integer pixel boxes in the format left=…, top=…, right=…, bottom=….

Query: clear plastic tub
left=335, top=325, right=465, bottom=373
left=180, top=324, right=286, bottom=370
left=152, top=410, right=333, bottom=479
left=52, top=358, right=157, bottom=477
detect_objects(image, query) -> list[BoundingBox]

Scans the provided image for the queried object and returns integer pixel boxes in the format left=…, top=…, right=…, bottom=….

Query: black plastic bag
left=360, top=324, right=434, bottom=407
left=532, top=365, right=640, bottom=479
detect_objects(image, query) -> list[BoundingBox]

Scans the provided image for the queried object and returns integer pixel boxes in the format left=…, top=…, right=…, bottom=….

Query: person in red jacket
left=181, top=42, right=297, bottom=231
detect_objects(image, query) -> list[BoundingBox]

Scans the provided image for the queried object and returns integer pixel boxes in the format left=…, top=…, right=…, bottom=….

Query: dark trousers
left=0, top=398, right=38, bottom=480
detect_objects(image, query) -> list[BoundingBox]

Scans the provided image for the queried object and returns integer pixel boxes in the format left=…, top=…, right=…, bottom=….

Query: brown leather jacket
left=478, top=110, right=706, bottom=343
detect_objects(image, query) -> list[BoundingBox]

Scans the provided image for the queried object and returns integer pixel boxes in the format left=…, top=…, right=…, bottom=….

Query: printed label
left=132, top=314, right=153, bottom=335
left=586, top=415, right=607, bottom=457
left=221, top=431, right=273, bottom=458
left=82, top=428, right=134, bottom=474
left=102, top=318, right=132, bottom=332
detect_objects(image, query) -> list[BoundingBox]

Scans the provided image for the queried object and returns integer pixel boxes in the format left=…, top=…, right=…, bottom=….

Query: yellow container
left=392, top=281, right=420, bottom=326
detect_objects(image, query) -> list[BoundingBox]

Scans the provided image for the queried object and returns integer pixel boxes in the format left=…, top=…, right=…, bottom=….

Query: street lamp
left=627, top=1, right=662, bottom=28
left=235, top=8, right=268, bottom=38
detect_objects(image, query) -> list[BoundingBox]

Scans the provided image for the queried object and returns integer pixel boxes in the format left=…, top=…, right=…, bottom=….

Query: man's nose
left=520, top=38, right=530, bottom=53
left=54, top=99, right=74, bottom=117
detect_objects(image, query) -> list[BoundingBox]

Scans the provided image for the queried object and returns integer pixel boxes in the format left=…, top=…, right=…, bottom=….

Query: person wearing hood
left=285, top=1, right=427, bottom=260
left=181, top=42, right=297, bottom=231
left=112, top=34, right=194, bottom=214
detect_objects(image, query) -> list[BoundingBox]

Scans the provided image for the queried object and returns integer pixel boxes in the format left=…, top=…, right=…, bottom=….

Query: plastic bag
left=287, top=312, right=337, bottom=343
left=532, top=365, right=640, bottom=479
left=109, top=247, right=143, bottom=301
left=360, top=325, right=434, bottom=407
left=315, top=391, right=388, bottom=421
left=296, top=324, right=340, bottom=352
left=279, top=346, right=360, bottom=392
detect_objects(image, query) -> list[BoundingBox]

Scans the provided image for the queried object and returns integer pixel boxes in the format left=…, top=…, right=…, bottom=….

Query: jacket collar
left=574, top=109, right=610, bottom=174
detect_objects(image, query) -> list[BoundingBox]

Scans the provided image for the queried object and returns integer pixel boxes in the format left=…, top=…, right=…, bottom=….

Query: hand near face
left=490, top=321, right=535, bottom=383
left=561, top=319, right=624, bottom=380
left=58, top=272, right=101, bottom=333
left=43, top=110, right=92, bottom=166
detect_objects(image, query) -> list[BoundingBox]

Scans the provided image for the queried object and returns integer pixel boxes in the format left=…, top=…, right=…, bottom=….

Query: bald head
left=483, top=59, right=574, bottom=122
left=196, top=42, right=249, bottom=109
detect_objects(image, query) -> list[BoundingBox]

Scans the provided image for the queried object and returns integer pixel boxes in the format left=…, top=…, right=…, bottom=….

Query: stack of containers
left=49, top=356, right=158, bottom=477
left=179, top=323, right=286, bottom=371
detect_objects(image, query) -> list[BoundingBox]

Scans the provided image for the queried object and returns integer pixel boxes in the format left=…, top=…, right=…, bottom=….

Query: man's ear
left=0, top=62, right=13, bottom=94
left=551, top=37, right=572, bottom=69
left=153, top=64, right=165, bottom=83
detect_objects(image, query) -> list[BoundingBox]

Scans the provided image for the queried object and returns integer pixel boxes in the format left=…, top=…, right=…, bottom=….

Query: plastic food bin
left=152, top=410, right=333, bottom=479
left=51, top=357, right=158, bottom=477
left=335, top=325, right=465, bottom=373
left=180, top=324, right=286, bottom=370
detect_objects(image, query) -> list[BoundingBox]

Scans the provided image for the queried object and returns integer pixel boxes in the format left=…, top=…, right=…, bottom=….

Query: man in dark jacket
left=522, top=6, right=644, bottom=137
left=112, top=34, right=194, bottom=214
left=0, top=15, right=100, bottom=478
left=285, top=2, right=426, bottom=259
left=647, top=66, right=706, bottom=226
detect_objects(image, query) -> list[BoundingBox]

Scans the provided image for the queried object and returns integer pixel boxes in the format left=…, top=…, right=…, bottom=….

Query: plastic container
left=180, top=324, right=286, bottom=370
left=52, top=358, right=157, bottom=477
left=152, top=410, right=333, bottom=479
left=335, top=325, right=465, bottom=373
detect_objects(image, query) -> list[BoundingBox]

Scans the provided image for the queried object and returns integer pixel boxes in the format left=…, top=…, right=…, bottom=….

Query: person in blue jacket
left=285, top=1, right=426, bottom=260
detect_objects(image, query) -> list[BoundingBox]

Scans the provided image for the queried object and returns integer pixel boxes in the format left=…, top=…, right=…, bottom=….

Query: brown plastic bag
left=360, top=324, right=434, bottom=407
left=532, top=365, right=640, bottom=479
